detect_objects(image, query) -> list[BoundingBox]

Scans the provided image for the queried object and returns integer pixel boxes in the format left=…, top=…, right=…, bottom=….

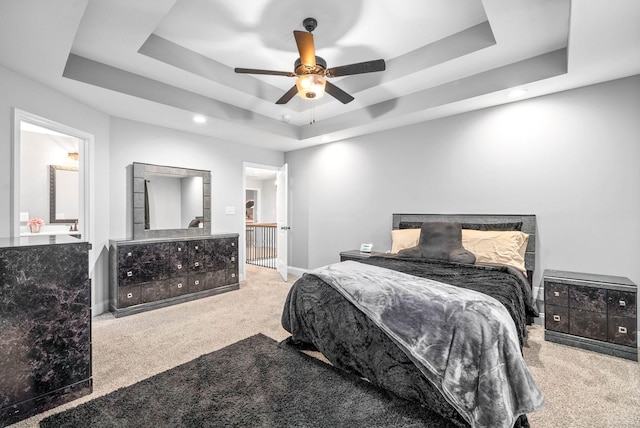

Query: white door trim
left=12, top=109, right=94, bottom=246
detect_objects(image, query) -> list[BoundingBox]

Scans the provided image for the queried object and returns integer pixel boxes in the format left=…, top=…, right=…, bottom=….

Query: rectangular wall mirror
left=132, top=162, right=211, bottom=240
left=50, top=165, right=79, bottom=223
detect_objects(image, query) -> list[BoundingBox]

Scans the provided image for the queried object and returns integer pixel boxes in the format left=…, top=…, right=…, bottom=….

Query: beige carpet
left=10, top=264, right=640, bottom=427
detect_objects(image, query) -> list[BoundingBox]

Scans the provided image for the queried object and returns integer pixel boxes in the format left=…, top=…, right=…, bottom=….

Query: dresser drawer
left=169, top=241, right=189, bottom=265
left=169, top=277, right=189, bottom=297
left=226, top=268, right=238, bottom=285
left=169, top=259, right=188, bottom=276
left=570, top=285, right=607, bottom=312
left=118, top=284, right=142, bottom=308
left=189, top=273, right=206, bottom=293
left=204, top=270, right=226, bottom=289
left=545, top=304, right=569, bottom=333
left=545, top=282, right=569, bottom=307
left=570, top=308, right=607, bottom=341
left=608, top=316, right=637, bottom=347
left=117, top=245, right=140, bottom=269
left=141, top=280, right=172, bottom=303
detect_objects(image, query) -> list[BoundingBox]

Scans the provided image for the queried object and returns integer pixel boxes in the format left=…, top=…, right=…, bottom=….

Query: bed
left=281, top=214, right=544, bottom=428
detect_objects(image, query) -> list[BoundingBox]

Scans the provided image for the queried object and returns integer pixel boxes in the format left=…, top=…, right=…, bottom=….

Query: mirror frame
left=132, top=162, right=211, bottom=240
left=49, top=164, right=79, bottom=224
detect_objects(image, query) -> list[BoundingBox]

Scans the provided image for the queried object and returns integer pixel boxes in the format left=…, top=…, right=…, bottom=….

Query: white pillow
left=461, top=229, right=529, bottom=273
left=390, top=229, right=420, bottom=253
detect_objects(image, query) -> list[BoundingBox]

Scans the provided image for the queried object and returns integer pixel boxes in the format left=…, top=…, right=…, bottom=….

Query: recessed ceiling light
left=507, top=89, right=528, bottom=98
left=193, top=115, right=206, bottom=124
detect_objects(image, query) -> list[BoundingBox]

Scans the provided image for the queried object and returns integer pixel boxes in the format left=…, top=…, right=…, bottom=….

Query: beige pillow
left=461, top=229, right=529, bottom=273
left=391, top=229, right=420, bottom=253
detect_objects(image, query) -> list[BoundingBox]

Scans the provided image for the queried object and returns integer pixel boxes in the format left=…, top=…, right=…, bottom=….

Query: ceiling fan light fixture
left=296, top=74, right=326, bottom=100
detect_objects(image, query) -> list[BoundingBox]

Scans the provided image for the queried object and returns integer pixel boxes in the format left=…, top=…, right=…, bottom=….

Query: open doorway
left=12, top=109, right=92, bottom=241
left=243, top=163, right=288, bottom=281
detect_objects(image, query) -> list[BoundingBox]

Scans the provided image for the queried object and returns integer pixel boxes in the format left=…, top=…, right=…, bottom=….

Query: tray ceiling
left=0, top=0, right=639, bottom=151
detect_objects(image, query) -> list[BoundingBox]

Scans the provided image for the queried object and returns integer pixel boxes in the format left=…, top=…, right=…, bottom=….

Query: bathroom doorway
left=12, top=109, right=92, bottom=241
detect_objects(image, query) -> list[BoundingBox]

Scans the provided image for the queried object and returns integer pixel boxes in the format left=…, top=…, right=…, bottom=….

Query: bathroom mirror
left=132, top=162, right=211, bottom=240
left=49, top=165, right=79, bottom=223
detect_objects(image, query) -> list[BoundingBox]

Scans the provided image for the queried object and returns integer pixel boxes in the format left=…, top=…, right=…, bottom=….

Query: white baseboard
left=288, top=266, right=308, bottom=278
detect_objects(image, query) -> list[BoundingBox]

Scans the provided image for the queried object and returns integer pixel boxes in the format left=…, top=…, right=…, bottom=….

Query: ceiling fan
left=234, top=17, right=386, bottom=105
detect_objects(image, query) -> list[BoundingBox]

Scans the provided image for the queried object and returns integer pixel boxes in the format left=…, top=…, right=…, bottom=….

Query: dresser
left=109, top=234, right=239, bottom=317
left=0, top=236, right=92, bottom=426
left=544, top=269, right=637, bottom=361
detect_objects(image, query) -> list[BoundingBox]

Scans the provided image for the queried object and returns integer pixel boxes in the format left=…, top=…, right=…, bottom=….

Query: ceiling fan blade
left=324, top=81, right=354, bottom=104
left=234, top=68, right=295, bottom=77
left=326, top=59, right=386, bottom=78
left=276, top=85, right=299, bottom=104
left=293, top=30, right=316, bottom=69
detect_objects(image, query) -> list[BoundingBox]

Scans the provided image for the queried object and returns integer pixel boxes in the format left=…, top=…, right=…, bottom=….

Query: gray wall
left=285, top=75, right=640, bottom=307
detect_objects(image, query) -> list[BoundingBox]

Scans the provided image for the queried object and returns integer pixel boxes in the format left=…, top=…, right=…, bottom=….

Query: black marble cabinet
left=544, top=269, right=637, bottom=361
left=109, top=234, right=239, bottom=317
left=0, top=236, right=92, bottom=426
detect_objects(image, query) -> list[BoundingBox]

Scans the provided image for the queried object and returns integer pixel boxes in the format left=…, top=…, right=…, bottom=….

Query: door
left=276, top=163, right=288, bottom=281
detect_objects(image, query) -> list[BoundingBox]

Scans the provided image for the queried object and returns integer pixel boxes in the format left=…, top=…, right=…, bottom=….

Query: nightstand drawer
left=570, top=285, right=606, bottom=312
left=545, top=304, right=569, bottom=333
left=608, top=316, right=637, bottom=347
left=569, top=308, right=607, bottom=341
left=607, top=290, right=637, bottom=318
left=545, top=282, right=569, bottom=307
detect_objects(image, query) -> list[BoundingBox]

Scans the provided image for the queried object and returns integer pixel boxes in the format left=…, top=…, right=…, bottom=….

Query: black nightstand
left=340, top=250, right=386, bottom=262
left=544, top=269, right=637, bottom=361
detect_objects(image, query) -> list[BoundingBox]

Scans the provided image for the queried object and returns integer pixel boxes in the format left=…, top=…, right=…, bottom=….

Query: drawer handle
left=195, top=262, right=200, bottom=267
left=619, top=300, right=626, bottom=307
left=231, top=257, right=235, bottom=262
left=553, top=291, right=560, bottom=297
left=177, top=283, right=183, bottom=289
left=194, top=280, right=200, bottom=285
left=177, top=264, right=182, bottom=269
left=195, top=245, right=199, bottom=250
left=127, top=271, right=133, bottom=277
left=618, top=326, right=627, bottom=334
left=178, top=247, right=182, bottom=252
left=127, top=252, right=132, bottom=257
left=232, top=242, right=235, bottom=246
left=127, top=292, right=133, bottom=299
left=231, top=273, right=236, bottom=278
left=553, top=315, right=561, bottom=322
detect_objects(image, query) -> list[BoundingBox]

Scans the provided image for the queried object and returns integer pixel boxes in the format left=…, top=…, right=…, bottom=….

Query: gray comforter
left=282, top=257, right=544, bottom=428
left=310, top=261, right=543, bottom=428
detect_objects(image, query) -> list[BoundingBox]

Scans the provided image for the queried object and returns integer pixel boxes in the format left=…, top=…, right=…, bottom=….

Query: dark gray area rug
left=40, top=334, right=457, bottom=427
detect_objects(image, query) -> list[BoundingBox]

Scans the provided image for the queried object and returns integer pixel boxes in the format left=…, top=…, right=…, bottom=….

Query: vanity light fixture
left=193, top=115, right=206, bottom=124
